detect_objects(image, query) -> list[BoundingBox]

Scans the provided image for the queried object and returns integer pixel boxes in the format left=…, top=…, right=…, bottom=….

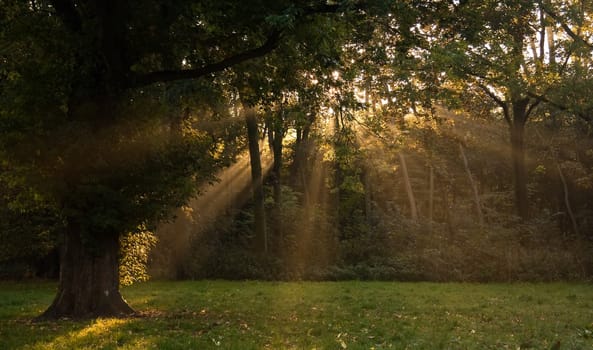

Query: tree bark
left=38, top=224, right=134, bottom=320
left=245, top=110, right=267, bottom=253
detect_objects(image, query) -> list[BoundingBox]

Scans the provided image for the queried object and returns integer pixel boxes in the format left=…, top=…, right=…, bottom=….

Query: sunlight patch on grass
left=26, top=319, right=135, bottom=350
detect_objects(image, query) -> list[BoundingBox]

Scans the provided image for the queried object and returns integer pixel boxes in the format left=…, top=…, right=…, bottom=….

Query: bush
left=119, top=230, right=158, bottom=286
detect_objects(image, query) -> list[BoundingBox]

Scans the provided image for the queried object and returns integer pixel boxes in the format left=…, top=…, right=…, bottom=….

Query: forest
left=1, top=0, right=592, bottom=320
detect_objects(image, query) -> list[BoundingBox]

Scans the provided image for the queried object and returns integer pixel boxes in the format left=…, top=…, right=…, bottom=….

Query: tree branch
left=525, top=99, right=541, bottom=118
left=131, top=31, right=281, bottom=87
left=474, top=81, right=511, bottom=125
left=475, top=81, right=505, bottom=108
left=541, top=3, right=593, bottom=50
left=527, top=91, right=592, bottom=122
left=131, top=2, right=346, bottom=88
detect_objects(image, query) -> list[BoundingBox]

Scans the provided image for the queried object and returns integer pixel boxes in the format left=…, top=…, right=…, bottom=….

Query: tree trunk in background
left=267, top=111, right=284, bottom=246
left=39, top=223, right=134, bottom=319
left=443, top=185, right=455, bottom=237
left=459, top=144, right=484, bottom=227
left=363, top=166, right=372, bottom=225
left=428, top=164, right=434, bottom=232
left=272, top=125, right=282, bottom=209
left=246, top=110, right=267, bottom=253
left=557, top=163, right=580, bottom=236
left=398, top=152, right=418, bottom=221
left=290, top=115, right=313, bottom=194
left=333, top=110, right=343, bottom=225
left=546, top=26, right=556, bottom=66
left=510, top=99, right=529, bottom=220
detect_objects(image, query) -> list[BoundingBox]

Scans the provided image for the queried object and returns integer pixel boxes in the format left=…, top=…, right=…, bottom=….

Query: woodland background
left=1, top=0, right=592, bottom=287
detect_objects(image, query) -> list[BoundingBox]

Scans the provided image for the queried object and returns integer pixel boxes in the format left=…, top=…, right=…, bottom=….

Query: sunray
left=153, top=142, right=272, bottom=276
left=284, top=145, right=333, bottom=274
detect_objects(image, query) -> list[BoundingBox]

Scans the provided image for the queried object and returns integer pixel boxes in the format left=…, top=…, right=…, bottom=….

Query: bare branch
left=472, top=80, right=511, bottom=125
left=474, top=81, right=505, bottom=107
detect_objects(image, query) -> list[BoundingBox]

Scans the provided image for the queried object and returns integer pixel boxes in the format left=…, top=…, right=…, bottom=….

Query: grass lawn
left=0, top=281, right=592, bottom=349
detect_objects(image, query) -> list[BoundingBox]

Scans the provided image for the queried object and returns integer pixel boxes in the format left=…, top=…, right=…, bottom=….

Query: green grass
left=1, top=281, right=592, bottom=349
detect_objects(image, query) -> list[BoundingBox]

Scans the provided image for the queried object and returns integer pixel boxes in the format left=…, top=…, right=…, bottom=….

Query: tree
left=433, top=0, right=565, bottom=219
left=0, top=0, right=354, bottom=319
left=538, top=0, right=593, bottom=123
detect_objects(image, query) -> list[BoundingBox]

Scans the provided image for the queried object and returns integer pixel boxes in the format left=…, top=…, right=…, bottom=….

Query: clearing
left=0, top=281, right=592, bottom=349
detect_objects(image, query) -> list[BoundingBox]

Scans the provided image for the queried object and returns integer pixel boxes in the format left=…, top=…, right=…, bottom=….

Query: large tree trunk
left=38, top=93, right=136, bottom=320
left=246, top=110, right=267, bottom=253
left=510, top=100, right=529, bottom=220
left=39, top=224, right=134, bottom=320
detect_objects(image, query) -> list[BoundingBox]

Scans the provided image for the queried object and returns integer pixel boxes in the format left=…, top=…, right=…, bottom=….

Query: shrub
left=119, top=230, right=158, bottom=286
